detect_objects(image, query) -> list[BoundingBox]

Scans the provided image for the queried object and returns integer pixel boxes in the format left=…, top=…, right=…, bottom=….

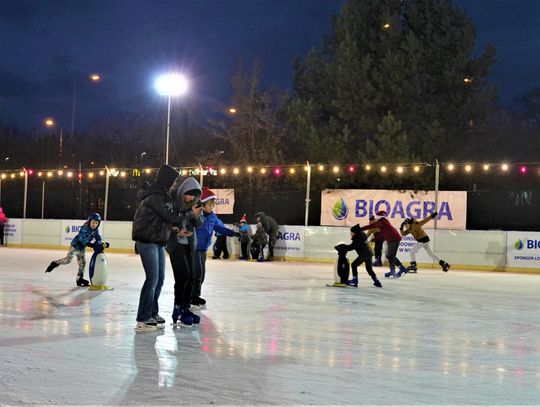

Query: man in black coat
left=254, top=212, right=279, bottom=261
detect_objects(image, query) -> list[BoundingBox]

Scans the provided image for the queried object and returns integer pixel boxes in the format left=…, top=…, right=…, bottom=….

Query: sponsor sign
left=273, top=225, right=305, bottom=258
left=506, top=231, right=540, bottom=268
left=4, top=218, right=22, bottom=245
left=321, top=189, right=467, bottom=230
left=60, top=219, right=87, bottom=246
left=213, top=189, right=235, bottom=215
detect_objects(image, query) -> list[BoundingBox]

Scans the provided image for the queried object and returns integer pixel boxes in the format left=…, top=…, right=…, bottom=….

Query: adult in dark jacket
left=167, top=176, right=204, bottom=326
left=254, top=212, right=279, bottom=261
left=132, top=164, right=185, bottom=331
left=340, top=224, right=382, bottom=288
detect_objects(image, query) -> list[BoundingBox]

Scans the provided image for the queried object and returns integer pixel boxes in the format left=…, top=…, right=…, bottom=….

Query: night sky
left=0, top=0, right=539, bottom=132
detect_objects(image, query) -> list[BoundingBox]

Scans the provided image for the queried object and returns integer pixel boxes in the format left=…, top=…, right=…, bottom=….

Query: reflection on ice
left=0, top=248, right=538, bottom=405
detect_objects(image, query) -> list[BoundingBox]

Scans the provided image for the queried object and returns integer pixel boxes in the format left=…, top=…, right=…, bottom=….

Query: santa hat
left=200, top=186, right=217, bottom=202
left=239, top=213, right=247, bottom=223
left=376, top=210, right=388, bottom=218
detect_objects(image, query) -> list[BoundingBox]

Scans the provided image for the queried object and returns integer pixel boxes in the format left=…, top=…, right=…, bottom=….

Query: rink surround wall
left=2, top=219, right=539, bottom=274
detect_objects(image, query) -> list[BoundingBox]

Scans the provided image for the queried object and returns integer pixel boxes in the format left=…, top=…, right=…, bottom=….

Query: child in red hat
left=237, top=214, right=252, bottom=260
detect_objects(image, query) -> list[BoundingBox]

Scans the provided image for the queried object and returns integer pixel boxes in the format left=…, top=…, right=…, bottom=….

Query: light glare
left=155, top=73, right=189, bottom=96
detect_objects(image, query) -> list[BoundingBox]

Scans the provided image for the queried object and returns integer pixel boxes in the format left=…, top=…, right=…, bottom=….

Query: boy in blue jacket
left=45, top=213, right=108, bottom=286
left=192, top=187, right=239, bottom=307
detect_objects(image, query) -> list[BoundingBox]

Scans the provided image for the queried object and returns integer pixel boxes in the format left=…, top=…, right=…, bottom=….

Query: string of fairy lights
left=0, top=162, right=539, bottom=181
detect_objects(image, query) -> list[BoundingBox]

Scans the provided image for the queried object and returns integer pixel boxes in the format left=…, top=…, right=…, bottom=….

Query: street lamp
left=44, top=117, right=64, bottom=164
left=155, top=73, right=189, bottom=165
left=71, top=73, right=101, bottom=139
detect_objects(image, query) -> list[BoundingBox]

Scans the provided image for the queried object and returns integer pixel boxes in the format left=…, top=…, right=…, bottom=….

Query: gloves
left=431, top=211, right=438, bottom=219
left=85, top=242, right=95, bottom=248
left=234, top=232, right=241, bottom=238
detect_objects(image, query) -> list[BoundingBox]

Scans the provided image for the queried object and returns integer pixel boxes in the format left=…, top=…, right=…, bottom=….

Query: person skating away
left=339, top=225, right=382, bottom=288
left=254, top=212, right=278, bottom=261
left=237, top=214, right=252, bottom=260
left=368, top=215, right=384, bottom=266
left=167, top=176, right=204, bottom=326
left=212, top=231, right=229, bottom=259
left=132, top=164, right=189, bottom=331
left=360, top=210, right=408, bottom=278
left=192, top=187, right=240, bottom=307
left=45, top=212, right=109, bottom=287
left=399, top=211, right=450, bottom=273
left=252, top=222, right=268, bottom=262
left=0, top=207, right=8, bottom=246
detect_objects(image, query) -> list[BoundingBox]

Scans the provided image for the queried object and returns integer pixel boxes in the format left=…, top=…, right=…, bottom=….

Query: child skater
left=237, top=214, right=252, bottom=260
left=167, top=176, right=204, bottom=326
left=399, top=211, right=450, bottom=273
left=45, top=212, right=108, bottom=286
left=251, top=222, right=268, bottom=262
left=339, top=224, right=382, bottom=288
left=192, top=187, right=239, bottom=307
left=360, top=210, right=408, bottom=278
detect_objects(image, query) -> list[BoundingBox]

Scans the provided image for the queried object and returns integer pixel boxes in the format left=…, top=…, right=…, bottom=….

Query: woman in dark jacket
left=132, top=164, right=185, bottom=331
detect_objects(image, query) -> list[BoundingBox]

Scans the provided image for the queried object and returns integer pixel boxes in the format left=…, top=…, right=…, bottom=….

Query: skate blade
left=89, top=285, right=114, bottom=291
left=326, top=283, right=353, bottom=288
left=135, top=325, right=159, bottom=332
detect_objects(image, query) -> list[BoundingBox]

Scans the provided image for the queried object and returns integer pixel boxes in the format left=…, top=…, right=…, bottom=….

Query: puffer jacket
left=195, top=212, right=235, bottom=252
left=132, top=181, right=185, bottom=245
left=252, top=224, right=268, bottom=246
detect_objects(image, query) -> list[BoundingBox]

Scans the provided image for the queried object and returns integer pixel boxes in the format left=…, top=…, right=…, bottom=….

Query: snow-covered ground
left=0, top=247, right=538, bottom=405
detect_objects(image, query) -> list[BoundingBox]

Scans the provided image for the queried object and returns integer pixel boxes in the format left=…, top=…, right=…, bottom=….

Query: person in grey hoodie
left=167, top=176, right=204, bottom=326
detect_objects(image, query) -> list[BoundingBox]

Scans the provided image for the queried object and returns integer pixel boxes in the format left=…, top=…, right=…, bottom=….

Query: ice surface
left=0, top=247, right=538, bottom=405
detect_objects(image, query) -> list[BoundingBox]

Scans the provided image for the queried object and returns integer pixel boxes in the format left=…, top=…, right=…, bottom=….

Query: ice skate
left=373, top=279, right=383, bottom=288
left=406, top=261, right=418, bottom=273
left=346, top=276, right=358, bottom=287
left=372, top=257, right=382, bottom=267
left=440, top=260, right=450, bottom=272
left=45, top=261, right=59, bottom=273
left=76, top=276, right=90, bottom=286
left=135, top=318, right=159, bottom=331
left=184, top=307, right=200, bottom=324
left=154, top=314, right=166, bottom=325
left=384, top=268, right=396, bottom=278
left=395, top=265, right=408, bottom=278
left=191, top=297, right=206, bottom=308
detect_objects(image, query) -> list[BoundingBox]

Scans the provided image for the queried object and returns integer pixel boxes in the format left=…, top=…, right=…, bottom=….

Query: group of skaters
left=337, top=210, right=451, bottom=288
left=41, top=163, right=451, bottom=330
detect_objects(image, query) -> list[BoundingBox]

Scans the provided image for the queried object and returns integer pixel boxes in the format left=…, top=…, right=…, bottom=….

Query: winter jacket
left=254, top=212, right=278, bottom=238
left=361, top=217, right=401, bottom=243
left=400, top=214, right=436, bottom=243
left=344, top=230, right=372, bottom=260
left=0, top=208, right=7, bottom=226
left=238, top=223, right=252, bottom=243
left=132, top=181, right=185, bottom=245
left=195, top=211, right=235, bottom=252
left=71, top=223, right=102, bottom=251
left=252, top=224, right=268, bottom=246
left=166, top=177, right=203, bottom=250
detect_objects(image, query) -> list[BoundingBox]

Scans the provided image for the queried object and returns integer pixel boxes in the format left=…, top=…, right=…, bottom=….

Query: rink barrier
left=2, top=219, right=539, bottom=273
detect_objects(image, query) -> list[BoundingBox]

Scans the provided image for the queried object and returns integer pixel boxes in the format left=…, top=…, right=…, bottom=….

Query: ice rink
left=0, top=247, right=538, bottom=405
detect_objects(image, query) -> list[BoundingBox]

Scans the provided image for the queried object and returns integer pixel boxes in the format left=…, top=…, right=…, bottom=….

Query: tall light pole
left=155, top=73, right=189, bottom=165
left=70, top=73, right=101, bottom=139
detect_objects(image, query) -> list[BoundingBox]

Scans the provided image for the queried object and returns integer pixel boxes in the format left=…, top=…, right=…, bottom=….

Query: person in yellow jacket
left=399, top=211, right=450, bottom=273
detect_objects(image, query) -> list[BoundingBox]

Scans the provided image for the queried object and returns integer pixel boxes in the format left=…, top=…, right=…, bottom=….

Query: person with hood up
left=45, top=212, right=108, bottom=287
left=254, top=212, right=279, bottom=261
left=132, top=164, right=186, bottom=331
left=167, top=176, right=204, bottom=326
